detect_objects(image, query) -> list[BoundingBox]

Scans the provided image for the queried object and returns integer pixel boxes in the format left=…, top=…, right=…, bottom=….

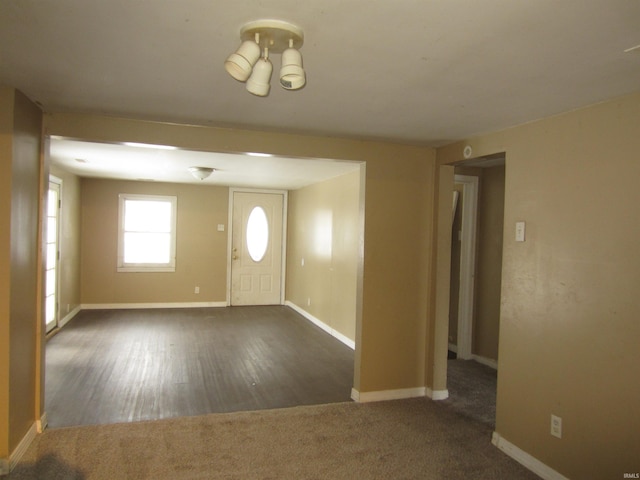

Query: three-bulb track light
left=224, top=20, right=305, bottom=97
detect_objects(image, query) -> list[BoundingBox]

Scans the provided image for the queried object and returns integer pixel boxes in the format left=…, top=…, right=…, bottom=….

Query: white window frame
left=117, top=193, right=177, bottom=273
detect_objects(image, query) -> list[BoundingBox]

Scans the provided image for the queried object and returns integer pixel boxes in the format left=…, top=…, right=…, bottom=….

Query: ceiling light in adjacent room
left=188, top=166, right=215, bottom=180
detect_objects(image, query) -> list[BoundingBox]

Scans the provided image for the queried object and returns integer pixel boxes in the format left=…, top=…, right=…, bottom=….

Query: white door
left=45, top=179, right=61, bottom=333
left=230, top=191, right=285, bottom=306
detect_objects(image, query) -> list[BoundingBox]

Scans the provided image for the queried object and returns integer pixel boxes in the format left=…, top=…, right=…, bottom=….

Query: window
left=246, top=206, right=269, bottom=262
left=117, top=194, right=177, bottom=272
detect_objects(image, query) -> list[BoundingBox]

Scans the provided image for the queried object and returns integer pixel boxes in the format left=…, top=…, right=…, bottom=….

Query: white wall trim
left=285, top=301, right=355, bottom=350
left=37, top=412, right=48, bottom=433
left=448, top=344, right=498, bottom=370
left=426, top=388, right=450, bottom=400
left=81, top=302, right=227, bottom=310
left=472, top=354, right=498, bottom=370
left=58, top=304, right=81, bottom=328
left=351, top=387, right=426, bottom=403
left=6, top=422, right=38, bottom=473
left=492, top=432, right=570, bottom=480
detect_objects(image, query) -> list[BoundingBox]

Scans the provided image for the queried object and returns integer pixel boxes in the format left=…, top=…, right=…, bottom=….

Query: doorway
left=445, top=157, right=505, bottom=426
left=450, top=174, right=478, bottom=360
left=229, top=189, right=287, bottom=306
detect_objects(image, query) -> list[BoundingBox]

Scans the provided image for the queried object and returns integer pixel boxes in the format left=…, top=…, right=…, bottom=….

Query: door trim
left=454, top=174, right=478, bottom=360
left=226, top=188, right=288, bottom=306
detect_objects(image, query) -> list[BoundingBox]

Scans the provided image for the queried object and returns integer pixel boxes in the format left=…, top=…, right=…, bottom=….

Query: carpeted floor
left=445, top=358, right=498, bottom=428
left=9, top=398, right=540, bottom=480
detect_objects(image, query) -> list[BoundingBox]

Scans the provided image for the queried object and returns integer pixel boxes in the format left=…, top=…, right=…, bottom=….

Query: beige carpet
left=9, top=398, right=540, bottom=479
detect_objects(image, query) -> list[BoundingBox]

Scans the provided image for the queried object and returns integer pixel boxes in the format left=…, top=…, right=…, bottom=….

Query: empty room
left=1, top=2, right=639, bottom=479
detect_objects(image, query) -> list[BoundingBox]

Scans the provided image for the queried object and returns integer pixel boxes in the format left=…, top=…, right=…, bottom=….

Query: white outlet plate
left=515, top=221, right=526, bottom=242
left=194, top=286, right=200, bottom=294
left=551, top=414, right=562, bottom=438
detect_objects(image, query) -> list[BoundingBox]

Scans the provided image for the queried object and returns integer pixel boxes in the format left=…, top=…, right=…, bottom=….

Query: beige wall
left=44, top=112, right=437, bottom=394
left=286, top=170, right=361, bottom=342
left=80, top=178, right=229, bottom=305
left=0, top=88, right=43, bottom=465
left=49, top=165, right=82, bottom=320
left=473, top=165, right=504, bottom=361
left=437, top=92, right=640, bottom=479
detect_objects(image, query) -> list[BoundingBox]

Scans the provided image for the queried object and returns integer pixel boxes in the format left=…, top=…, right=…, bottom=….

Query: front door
left=46, top=178, right=61, bottom=333
left=230, top=191, right=285, bottom=305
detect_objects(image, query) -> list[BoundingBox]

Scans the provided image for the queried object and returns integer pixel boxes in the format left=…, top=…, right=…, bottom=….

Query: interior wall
left=473, top=165, right=504, bottom=361
left=286, top=169, right=361, bottom=343
left=0, top=88, right=42, bottom=465
left=45, top=112, right=437, bottom=395
left=49, top=165, right=81, bottom=322
left=0, top=87, right=14, bottom=464
left=437, top=91, right=640, bottom=479
left=80, top=178, right=229, bottom=305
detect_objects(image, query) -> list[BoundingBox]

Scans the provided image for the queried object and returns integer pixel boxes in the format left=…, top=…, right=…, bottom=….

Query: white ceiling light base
left=225, top=19, right=306, bottom=96
left=240, top=20, right=303, bottom=53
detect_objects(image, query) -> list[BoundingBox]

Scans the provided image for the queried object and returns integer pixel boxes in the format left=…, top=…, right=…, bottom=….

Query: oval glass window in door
left=246, top=206, right=269, bottom=262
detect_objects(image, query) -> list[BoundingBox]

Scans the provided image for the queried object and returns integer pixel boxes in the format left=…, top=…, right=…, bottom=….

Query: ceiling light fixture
left=188, top=166, right=215, bottom=180
left=225, top=19, right=305, bottom=97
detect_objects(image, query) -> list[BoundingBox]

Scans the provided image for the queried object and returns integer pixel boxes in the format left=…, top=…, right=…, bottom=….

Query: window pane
left=125, top=200, right=171, bottom=232
left=47, top=243, right=56, bottom=270
left=48, top=189, right=58, bottom=217
left=46, top=295, right=56, bottom=325
left=124, top=232, right=171, bottom=264
left=246, top=206, right=269, bottom=262
left=47, top=217, right=57, bottom=243
left=46, top=269, right=56, bottom=296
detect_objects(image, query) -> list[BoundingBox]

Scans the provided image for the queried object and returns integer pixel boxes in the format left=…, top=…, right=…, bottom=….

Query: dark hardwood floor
left=45, top=306, right=355, bottom=428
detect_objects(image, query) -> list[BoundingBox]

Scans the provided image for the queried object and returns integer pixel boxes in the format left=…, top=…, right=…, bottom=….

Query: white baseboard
left=492, top=432, right=570, bottom=480
left=285, top=301, right=355, bottom=350
left=426, top=388, right=449, bottom=400
left=351, top=386, right=426, bottom=403
left=447, top=344, right=498, bottom=370
left=472, top=354, right=498, bottom=370
left=81, top=301, right=227, bottom=310
left=59, top=305, right=81, bottom=328
left=5, top=422, right=38, bottom=473
left=37, top=412, right=48, bottom=433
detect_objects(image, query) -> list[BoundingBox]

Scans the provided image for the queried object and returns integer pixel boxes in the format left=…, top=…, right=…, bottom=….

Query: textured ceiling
left=1, top=1, right=639, bottom=185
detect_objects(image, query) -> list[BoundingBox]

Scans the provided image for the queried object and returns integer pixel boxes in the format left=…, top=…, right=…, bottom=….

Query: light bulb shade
left=279, top=47, right=305, bottom=90
left=225, top=40, right=261, bottom=82
left=188, top=166, right=214, bottom=180
left=246, top=57, right=273, bottom=96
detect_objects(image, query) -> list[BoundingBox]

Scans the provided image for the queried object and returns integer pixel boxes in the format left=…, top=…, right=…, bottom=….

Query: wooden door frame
left=226, top=188, right=288, bottom=306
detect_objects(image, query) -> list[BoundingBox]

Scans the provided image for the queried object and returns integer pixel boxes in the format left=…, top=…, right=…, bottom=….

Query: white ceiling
left=49, top=138, right=360, bottom=189
left=1, top=1, right=639, bottom=185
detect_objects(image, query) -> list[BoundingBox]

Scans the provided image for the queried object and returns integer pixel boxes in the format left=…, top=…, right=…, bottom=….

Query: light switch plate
left=217, top=224, right=225, bottom=232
